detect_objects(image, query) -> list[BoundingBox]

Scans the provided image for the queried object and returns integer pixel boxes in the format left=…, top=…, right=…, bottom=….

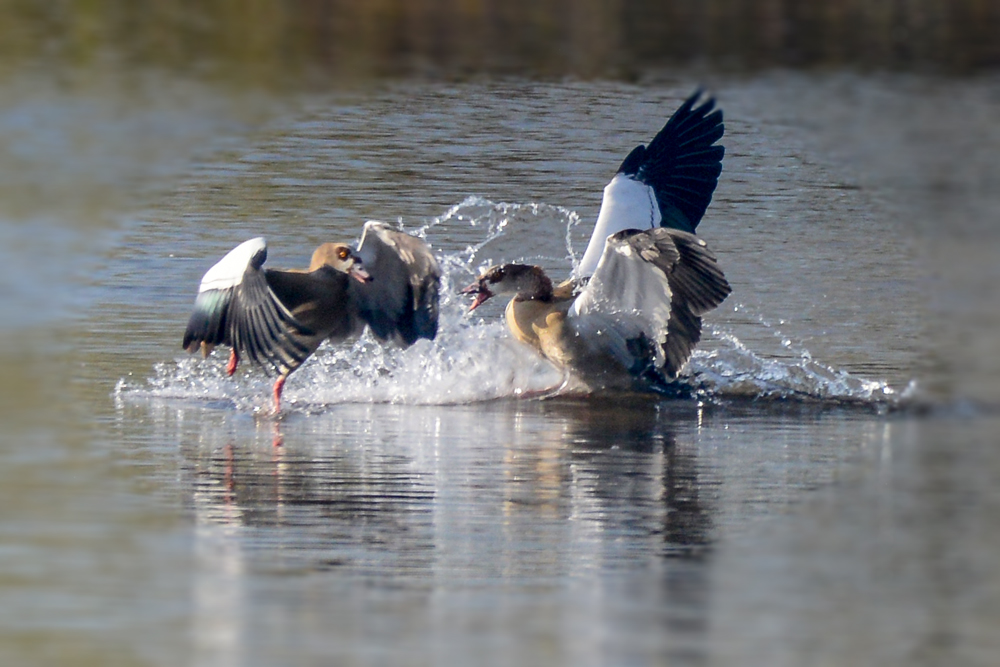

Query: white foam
left=690, top=331, right=898, bottom=405
left=118, top=198, right=904, bottom=412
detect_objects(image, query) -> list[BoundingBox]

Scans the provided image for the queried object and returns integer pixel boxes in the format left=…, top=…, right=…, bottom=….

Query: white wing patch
left=570, top=233, right=674, bottom=369
left=575, top=173, right=660, bottom=279
left=198, top=237, right=266, bottom=293
left=572, top=236, right=672, bottom=318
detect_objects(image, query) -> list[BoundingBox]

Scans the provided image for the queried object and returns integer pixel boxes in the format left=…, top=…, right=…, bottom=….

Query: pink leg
left=226, top=349, right=239, bottom=376
left=272, top=375, right=287, bottom=414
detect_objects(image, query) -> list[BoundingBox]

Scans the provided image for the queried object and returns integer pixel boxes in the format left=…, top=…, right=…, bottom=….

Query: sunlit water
left=2, top=75, right=999, bottom=665
left=118, top=196, right=903, bottom=410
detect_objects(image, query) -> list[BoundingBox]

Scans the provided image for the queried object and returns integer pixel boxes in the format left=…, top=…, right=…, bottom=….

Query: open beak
left=461, top=280, right=493, bottom=312
left=349, top=261, right=372, bottom=283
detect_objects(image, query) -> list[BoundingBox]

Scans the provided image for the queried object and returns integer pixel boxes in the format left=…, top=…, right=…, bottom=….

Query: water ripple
left=118, top=198, right=907, bottom=412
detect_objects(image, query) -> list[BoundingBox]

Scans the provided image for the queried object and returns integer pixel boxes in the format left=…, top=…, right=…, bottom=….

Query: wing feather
left=576, top=90, right=724, bottom=279
left=182, top=238, right=316, bottom=376
left=351, top=221, right=441, bottom=347
left=183, top=238, right=267, bottom=353
left=570, top=227, right=730, bottom=379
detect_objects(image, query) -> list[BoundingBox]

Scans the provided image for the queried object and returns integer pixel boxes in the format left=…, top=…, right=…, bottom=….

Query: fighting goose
left=463, top=90, right=730, bottom=391
left=183, top=221, right=441, bottom=411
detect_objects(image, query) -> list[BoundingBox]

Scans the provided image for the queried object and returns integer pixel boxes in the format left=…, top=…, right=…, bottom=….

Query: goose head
left=462, top=264, right=553, bottom=311
left=310, top=242, right=371, bottom=283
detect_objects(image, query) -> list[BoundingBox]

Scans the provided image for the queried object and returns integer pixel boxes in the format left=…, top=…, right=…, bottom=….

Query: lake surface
left=1, top=72, right=999, bottom=665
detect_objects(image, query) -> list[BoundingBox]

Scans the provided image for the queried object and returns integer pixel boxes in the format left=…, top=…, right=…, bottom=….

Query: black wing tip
left=658, top=89, right=724, bottom=142
left=661, top=236, right=731, bottom=335
left=182, top=327, right=204, bottom=352
left=637, top=88, right=725, bottom=231
left=616, top=88, right=722, bottom=174
left=615, top=88, right=725, bottom=232
left=680, top=88, right=721, bottom=122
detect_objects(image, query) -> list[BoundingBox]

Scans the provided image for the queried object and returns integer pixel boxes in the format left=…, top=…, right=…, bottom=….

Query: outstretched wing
left=570, top=227, right=731, bottom=379
left=575, top=90, right=724, bottom=278
left=351, top=221, right=442, bottom=346
left=182, top=238, right=314, bottom=376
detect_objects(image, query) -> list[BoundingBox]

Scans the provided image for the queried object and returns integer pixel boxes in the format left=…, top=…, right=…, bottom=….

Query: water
left=2, top=73, right=999, bottom=666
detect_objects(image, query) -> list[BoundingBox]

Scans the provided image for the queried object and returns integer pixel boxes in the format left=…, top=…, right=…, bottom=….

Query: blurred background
left=1, top=0, right=998, bottom=80
left=1, top=2, right=999, bottom=665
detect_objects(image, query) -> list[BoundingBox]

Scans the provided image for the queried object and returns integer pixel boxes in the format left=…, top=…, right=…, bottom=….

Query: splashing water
left=117, top=198, right=908, bottom=412
left=691, top=332, right=902, bottom=406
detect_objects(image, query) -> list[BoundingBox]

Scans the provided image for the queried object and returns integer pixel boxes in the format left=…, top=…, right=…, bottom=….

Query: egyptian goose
left=463, top=91, right=730, bottom=391
left=183, top=221, right=441, bottom=410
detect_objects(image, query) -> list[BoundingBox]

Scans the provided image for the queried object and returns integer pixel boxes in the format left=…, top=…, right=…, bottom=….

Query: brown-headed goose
left=463, top=91, right=731, bottom=391
left=183, top=221, right=440, bottom=411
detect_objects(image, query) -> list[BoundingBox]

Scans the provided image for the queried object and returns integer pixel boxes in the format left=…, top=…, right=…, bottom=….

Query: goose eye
left=337, top=248, right=349, bottom=260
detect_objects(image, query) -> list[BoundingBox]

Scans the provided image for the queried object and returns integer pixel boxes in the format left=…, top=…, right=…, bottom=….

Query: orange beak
left=461, top=281, right=493, bottom=312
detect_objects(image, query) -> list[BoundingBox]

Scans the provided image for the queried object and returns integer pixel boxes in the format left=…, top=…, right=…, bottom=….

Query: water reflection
left=133, top=397, right=720, bottom=664
left=192, top=490, right=245, bottom=667
left=176, top=398, right=715, bottom=567
left=110, top=383, right=1000, bottom=664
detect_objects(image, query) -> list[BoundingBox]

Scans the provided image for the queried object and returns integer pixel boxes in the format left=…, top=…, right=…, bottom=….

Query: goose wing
left=350, top=221, right=442, bottom=346
left=182, top=238, right=315, bottom=376
left=570, top=227, right=731, bottom=379
left=575, top=91, right=724, bottom=278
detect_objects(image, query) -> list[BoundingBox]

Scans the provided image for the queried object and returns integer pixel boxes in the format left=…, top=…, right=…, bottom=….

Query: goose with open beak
left=183, top=221, right=441, bottom=411
left=463, top=91, right=730, bottom=391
